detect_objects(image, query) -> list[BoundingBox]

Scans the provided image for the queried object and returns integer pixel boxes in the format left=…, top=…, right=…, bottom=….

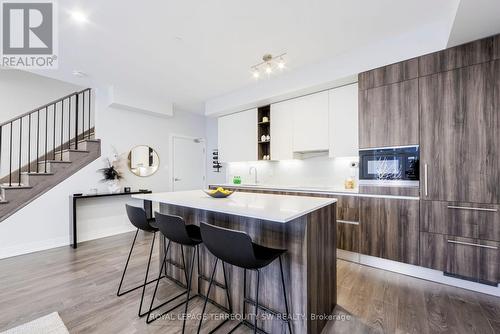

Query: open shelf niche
left=257, top=105, right=271, bottom=160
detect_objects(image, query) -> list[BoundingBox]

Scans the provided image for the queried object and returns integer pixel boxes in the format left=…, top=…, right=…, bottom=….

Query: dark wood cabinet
left=359, top=79, right=419, bottom=148
left=446, top=236, right=499, bottom=285
left=420, top=232, right=500, bottom=284
left=359, top=58, right=418, bottom=90
left=419, top=34, right=500, bottom=76
left=335, top=195, right=359, bottom=253
left=359, top=197, right=419, bottom=265
left=421, top=200, right=500, bottom=241
left=419, top=60, right=500, bottom=203
left=420, top=232, right=447, bottom=271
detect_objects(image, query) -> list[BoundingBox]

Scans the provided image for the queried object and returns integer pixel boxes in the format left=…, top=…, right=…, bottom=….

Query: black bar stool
left=146, top=212, right=232, bottom=333
left=197, top=222, right=292, bottom=334
left=117, top=204, right=166, bottom=317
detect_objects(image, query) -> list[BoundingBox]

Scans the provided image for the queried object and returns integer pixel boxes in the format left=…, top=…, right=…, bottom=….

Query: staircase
left=0, top=88, right=101, bottom=221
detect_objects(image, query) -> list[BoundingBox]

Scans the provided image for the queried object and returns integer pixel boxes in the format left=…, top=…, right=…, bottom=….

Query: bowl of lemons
left=203, top=187, right=234, bottom=198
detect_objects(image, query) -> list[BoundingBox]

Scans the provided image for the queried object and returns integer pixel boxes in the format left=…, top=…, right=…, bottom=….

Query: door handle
left=174, top=177, right=181, bottom=182
left=447, top=239, right=498, bottom=250
left=447, top=205, right=498, bottom=212
left=424, top=163, right=428, bottom=197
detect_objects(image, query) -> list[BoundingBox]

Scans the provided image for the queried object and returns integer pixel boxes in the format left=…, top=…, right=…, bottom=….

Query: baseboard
left=0, top=226, right=136, bottom=260
left=0, top=236, right=69, bottom=259
left=337, top=249, right=500, bottom=297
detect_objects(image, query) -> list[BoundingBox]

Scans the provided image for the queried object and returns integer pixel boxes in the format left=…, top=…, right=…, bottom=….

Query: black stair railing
left=0, top=88, right=93, bottom=187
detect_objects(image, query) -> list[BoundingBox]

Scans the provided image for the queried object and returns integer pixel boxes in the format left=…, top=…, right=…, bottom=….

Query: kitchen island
left=133, top=190, right=337, bottom=334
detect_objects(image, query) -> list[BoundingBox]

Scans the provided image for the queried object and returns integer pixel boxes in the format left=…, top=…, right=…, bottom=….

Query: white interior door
left=172, top=136, right=206, bottom=191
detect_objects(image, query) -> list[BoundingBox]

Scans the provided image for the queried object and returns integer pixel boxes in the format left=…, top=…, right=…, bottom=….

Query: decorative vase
left=107, top=180, right=121, bottom=194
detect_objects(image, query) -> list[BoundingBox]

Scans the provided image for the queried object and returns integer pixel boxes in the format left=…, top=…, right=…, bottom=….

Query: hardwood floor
left=0, top=232, right=499, bottom=333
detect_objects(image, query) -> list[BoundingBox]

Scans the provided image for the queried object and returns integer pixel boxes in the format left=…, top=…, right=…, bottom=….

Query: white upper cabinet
left=292, top=91, right=329, bottom=152
left=218, top=109, right=258, bottom=163
left=270, top=100, right=294, bottom=160
left=328, top=83, right=359, bottom=157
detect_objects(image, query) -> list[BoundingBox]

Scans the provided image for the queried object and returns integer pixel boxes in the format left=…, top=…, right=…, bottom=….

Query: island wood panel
left=358, top=58, right=419, bottom=90
left=159, top=202, right=337, bottom=334
left=419, top=60, right=500, bottom=204
left=419, top=34, right=500, bottom=76
left=359, top=197, right=420, bottom=265
left=359, top=78, right=419, bottom=148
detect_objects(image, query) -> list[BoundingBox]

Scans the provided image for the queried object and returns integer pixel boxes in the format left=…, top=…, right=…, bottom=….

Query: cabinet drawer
left=421, top=201, right=500, bottom=241
left=335, top=195, right=359, bottom=222
left=446, top=236, right=499, bottom=285
left=337, top=220, right=359, bottom=252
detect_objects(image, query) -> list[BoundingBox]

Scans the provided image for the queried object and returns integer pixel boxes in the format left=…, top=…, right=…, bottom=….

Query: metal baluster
left=0, top=127, right=2, bottom=186
left=61, top=99, right=64, bottom=160
left=82, top=92, right=85, bottom=141
left=9, top=122, right=13, bottom=186
left=45, top=107, right=48, bottom=173
left=53, top=103, right=56, bottom=160
left=88, top=90, right=91, bottom=139
left=18, top=118, right=22, bottom=186
left=75, top=93, right=79, bottom=149
left=36, top=110, right=40, bottom=173
left=68, top=96, right=71, bottom=150
left=28, top=114, right=31, bottom=173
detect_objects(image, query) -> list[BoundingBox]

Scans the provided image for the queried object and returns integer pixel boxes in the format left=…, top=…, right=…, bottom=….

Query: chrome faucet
left=249, top=166, right=258, bottom=184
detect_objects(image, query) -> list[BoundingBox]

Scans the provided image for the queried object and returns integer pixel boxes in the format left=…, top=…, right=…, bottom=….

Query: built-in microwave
left=359, top=145, right=419, bottom=185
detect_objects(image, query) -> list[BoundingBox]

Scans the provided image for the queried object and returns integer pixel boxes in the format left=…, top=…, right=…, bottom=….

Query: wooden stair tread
left=1, top=185, right=32, bottom=190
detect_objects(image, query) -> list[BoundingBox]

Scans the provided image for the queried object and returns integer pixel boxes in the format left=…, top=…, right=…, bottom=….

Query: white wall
left=0, top=74, right=207, bottom=259
left=205, top=117, right=226, bottom=186
left=0, top=70, right=82, bottom=121
left=224, top=155, right=359, bottom=190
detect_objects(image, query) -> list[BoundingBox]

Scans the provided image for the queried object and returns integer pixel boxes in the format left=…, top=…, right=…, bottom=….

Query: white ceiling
left=29, top=0, right=497, bottom=114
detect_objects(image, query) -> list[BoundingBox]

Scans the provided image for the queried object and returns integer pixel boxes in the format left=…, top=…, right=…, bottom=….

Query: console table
left=70, top=191, right=152, bottom=249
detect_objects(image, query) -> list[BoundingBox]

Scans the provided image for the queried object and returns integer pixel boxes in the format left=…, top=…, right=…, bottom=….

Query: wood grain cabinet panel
left=335, top=195, right=359, bottom=253
left=419, top=34, right=500, bottom=76
left=421, top=200, right=500, bottom=241
left=360, top=197, right=419, bottom=265
left=420, top=232, right=447, bottom=271
left=359, top=79, right=419, bottom=148
left=358, top=58, right=419, bottom=90
left=420, top=60, right=500, bottom=203
left=446, top=236, right=500, bottom=284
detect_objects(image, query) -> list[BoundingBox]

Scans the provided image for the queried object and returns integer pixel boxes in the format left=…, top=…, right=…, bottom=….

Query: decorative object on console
left=98, top=158, right=123, bottom=194
left=124, top=187, right=131, bottom=193
left=127, top=145, right=160, bottom=177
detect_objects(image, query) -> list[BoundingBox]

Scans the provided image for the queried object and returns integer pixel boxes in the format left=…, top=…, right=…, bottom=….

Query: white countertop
left=133, top=190, right=337, bottom=223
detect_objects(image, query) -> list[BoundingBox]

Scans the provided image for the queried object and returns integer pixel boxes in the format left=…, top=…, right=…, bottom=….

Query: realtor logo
left=1, top=0, right=58, bottom=68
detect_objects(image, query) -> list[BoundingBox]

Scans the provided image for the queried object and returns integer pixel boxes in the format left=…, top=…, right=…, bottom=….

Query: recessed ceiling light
left=72, top=70, right=87, bottom=77
left=70, top=10, right=88, bottom=24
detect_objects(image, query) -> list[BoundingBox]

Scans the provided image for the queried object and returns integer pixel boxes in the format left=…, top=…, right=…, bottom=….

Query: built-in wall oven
left=359, top=145, right=419, bottom=186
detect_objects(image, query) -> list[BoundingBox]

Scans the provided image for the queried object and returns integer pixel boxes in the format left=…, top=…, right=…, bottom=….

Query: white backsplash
left=225, top=155, right=359, bottom=189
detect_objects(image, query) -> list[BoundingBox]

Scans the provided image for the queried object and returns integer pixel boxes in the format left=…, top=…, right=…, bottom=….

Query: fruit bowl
left=203, top=187, right=234, bottom=198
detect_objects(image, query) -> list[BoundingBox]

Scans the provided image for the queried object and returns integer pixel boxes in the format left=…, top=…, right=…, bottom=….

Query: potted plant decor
left=98, top=159, right=122, bottom=193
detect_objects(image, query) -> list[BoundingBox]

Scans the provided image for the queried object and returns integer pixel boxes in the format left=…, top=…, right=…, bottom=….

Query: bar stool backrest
left=125, top=204, right=155, bottom=232
left=155, top=212, right=195, bottom=245
left=200, top=222, right=256, bottom=268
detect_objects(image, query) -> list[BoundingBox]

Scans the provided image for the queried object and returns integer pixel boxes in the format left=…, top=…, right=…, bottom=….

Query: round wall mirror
left=128, top=145, right=160, bottom=177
